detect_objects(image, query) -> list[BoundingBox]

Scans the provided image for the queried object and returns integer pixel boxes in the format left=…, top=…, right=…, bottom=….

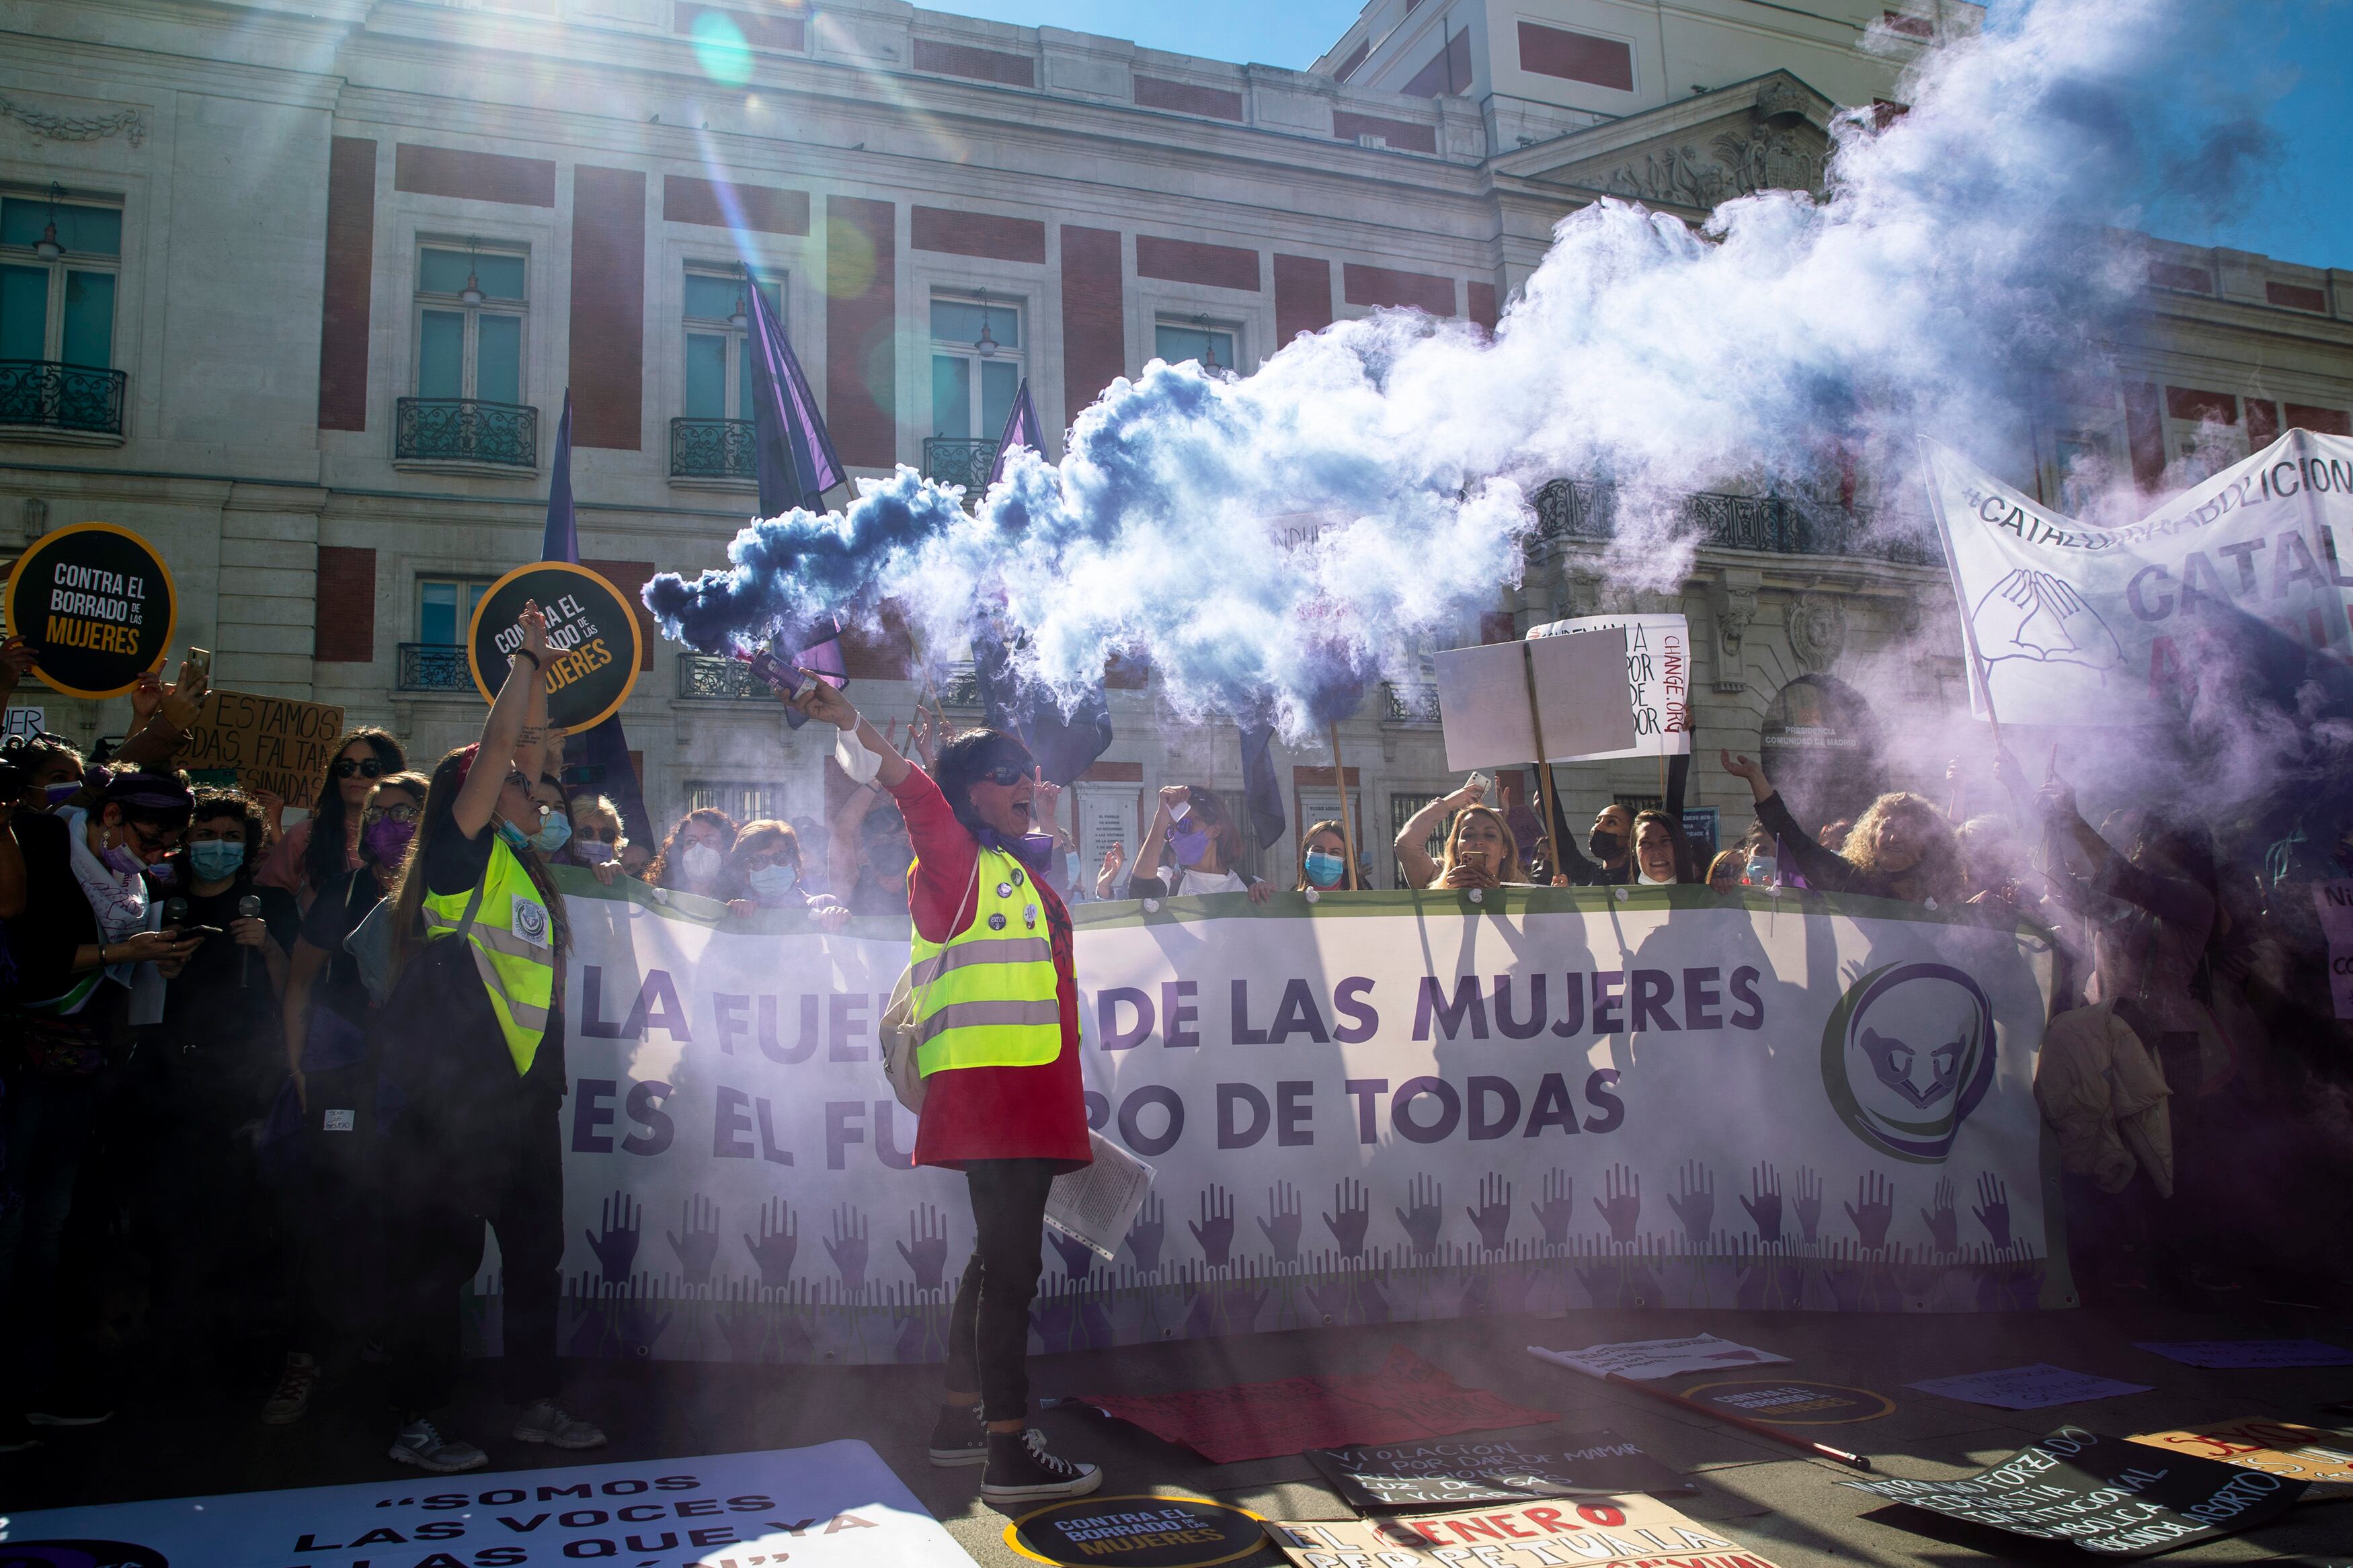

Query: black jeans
left=945, top=1158, right=1056, bottom=1423
left=383, top=1091, right=563, bottom=1414
left=0, top=1073, right=99, bottom=1401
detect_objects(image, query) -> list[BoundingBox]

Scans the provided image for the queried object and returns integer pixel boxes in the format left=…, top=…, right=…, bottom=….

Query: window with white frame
left=682, top=267, right=782, bottom=421
left=1154, top=316, right=1240, bottom=378
left=0, top=189, right=122, bottom=369
left=415, top=243, right=527, bottom=404
left=418, top=577, right=496, bottom=647
left=930, top=293, right=1023, bottom=440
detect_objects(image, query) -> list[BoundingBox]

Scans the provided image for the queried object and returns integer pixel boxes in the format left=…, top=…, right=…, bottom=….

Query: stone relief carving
left=0, top=93, right=146, bottom=148
left=1601, top=126, right=1824, bottom=207
left=1786, top=593, right=1848, bottom=672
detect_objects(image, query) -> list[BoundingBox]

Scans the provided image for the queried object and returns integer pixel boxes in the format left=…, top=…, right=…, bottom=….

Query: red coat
left=891, top=766, right=1091, bottom=1172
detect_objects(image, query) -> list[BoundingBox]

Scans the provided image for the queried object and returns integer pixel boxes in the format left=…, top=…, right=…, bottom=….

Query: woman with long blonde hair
left=1721, top=751, right=1962, bottom=905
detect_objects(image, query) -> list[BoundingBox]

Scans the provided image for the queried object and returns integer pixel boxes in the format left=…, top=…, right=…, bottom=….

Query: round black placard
left=5, top=522, right=177, bottom=700
left=467, top=561, right=643, bottom=731
left=1681, top=1378, right=1896, bottom=1426
left=1006, top=1494, right=1269, bottom=1567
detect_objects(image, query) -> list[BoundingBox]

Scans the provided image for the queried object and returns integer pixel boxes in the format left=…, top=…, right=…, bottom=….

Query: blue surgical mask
left=748, top=863, right=799, bottom=904
left=528, top=815, right=572, bottom=856
left=496, top=819, right=531, bottom=852
left=1303, top=850, right=1346, bottom=889
left=189, top=840, right=245, bottom=882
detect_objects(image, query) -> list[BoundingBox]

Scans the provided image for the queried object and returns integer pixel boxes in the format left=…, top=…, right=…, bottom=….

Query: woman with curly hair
left=647, top=807, right=752, bottom=915
left=1720, top=750, right=1961, bottom=906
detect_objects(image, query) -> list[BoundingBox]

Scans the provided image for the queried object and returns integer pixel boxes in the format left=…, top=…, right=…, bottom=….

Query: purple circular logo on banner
left=1822, top=961, right=1997, bottom=1161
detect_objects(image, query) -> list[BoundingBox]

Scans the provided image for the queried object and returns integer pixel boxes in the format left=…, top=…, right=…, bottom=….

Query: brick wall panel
left=826, top=196, right=898, bottom=467
left=1273, top=253, right=1332, bottom=344
left=317, top=137, right=376, bottom=432
left=1468, top=280, right=1499, bottom=333
left=1135, top=235, right=1260, bottom=292
left=394, top=143, right=556, bottom=206
left=662, top=174, right=807, bottom=235
left=315, top=545, right=376, bottom=663
left=911, top=206, right=1045, bottom=263
left=2122, top=382, right=2166, bottom=491
left=912, top=37, right=1035, bottom=87
left=1343, top=262, right=1456, bottom=317
left=1059, top=226, right=1125, bottom=430
left=582, top=557, right=657, bottom=671
left=2287, top=402, right=2352, bottom=436
left=569, top=166, right=647, bottom=449
left=1133, top=76, right=1243, bottom=120
left=1331, top=111, right=1438, bottom=153
left=672, top=1, right=804, bottom=51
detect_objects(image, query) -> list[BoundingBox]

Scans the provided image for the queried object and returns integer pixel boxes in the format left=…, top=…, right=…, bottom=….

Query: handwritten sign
left=1266, top=1493, right=1778, bottom=1568
left=179, top=690, right=348, bottom=808
left=1527, top=1333, right=1790, bottom=1381
left=2313, top=882, right=2353, bottom=1020
left=1907, top=1364, right=2152, bottom=1411
left=2131, top=1417, right=2353, bottom=1497
left=3, top=522, right=177, bottom=699
left=467, top=562, right=643, bottom=731
left=5, top=706, right=44, bottom=740
left=1528, top=612, right=1692, bottom=758
left=1304, top=1428, right=1693, bottom=1513
left=2133, top=1339, right=2353, bottom=1369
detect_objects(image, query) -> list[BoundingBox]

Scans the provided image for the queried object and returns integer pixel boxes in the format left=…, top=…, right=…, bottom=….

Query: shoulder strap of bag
left=912, top=850, right=984, bottom=1007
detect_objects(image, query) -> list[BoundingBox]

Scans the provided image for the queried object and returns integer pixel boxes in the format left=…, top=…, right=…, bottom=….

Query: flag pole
left=1917, top=436, right=2005, bottom=747
left=1520, top=642, right=1559, bottom=881
left=1327, top=721, right=1360, bottom=891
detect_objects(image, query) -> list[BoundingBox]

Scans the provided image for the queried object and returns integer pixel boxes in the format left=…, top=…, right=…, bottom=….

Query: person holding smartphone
left=784, top=675, right=1101, bottom=1507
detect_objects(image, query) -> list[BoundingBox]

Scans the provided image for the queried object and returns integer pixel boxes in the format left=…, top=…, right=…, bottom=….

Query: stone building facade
left=2, top=0, right=2349, bottom=882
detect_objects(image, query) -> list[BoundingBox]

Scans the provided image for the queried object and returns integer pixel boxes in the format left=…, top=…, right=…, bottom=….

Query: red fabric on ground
left=1078, top=1345, right=1558, bottom=1463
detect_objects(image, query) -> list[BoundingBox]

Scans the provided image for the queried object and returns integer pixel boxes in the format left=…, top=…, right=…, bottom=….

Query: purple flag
left=987, top=379, right=1044, bottom=489
left=745, top=267, right=844, bottom=518
left=541, top=389, right=577, bottom=563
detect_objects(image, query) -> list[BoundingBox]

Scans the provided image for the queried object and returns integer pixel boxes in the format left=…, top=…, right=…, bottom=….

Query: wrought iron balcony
left=1380, top=682, right=1443, bottom=726
left=678, top=653, right=766, bottom=701
left=922, top=436, right=995, bottom=492
left=0, top=360, right=126, bottom=437
left=398, top=643, right=474, bottom=692
left=395, top=396, right=538, bottom=468
left=1531, top=477, right=1936, bottom=565
left=670, top=416, right=756, bottom=481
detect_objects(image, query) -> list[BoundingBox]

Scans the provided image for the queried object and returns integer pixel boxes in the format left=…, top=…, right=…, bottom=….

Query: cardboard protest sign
left=0, top=1441, right=971, bottom=1566
left=1433, top=629, right=1635, bottom=771
left=177, top=690, right=347, bottom=809
left=1006, top=1495, right=1267, bottom=1567
left=4, top=705, right=42, bottom=739
left=1527, top=1334, right=1790, bottom=1382
left=1846, top=1425, right=2307, bottom=1555
left=1679, top=1379, right=1895, bottom=1426
left=1907, top=1364, right=2153, bottom=1410
left=2130, top=1418, right=2353, bottom=1497
left=2313, top=886, right=2353, bottom=1020
left=1265, top=1494, right=1780, bottom=1568
left=1304, top=1428, right=1693, bottom=1513
left=1527, top=612, right=1693, bottom=757
left=4, top=521, right=176, bottom=699
left=469, top=561, right=643, bottom=730
left=2134, top=1339, right=2353, bottom=1369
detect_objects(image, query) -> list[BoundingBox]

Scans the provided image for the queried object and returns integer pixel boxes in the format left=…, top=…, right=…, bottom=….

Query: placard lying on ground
left=1527, top=1335, right=1791, bottom=1382
left=1845, top=1426, right=2306, bottom=1557
left=177, top=690, right=347, bottom=808
left=1907, top=1364, right=2151, bottom=1410
left=1679, top=1379, right=1896, bottom=1426
left=1304, top=1428, right=1693, bottom=1512
left=1265, top=1494, right=1781, bottom=1568
left=2131, top=1339, right=2353, bottom=1369
left=2130, top=1418, right=2353, bottom=1497
left=0, top=1441, right=975, bottom=1567
left=1007, top=1494, right=1266, bottom=1567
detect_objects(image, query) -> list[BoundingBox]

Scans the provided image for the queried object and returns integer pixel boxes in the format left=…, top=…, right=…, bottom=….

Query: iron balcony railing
left=0, top=360, right=126, bottom=437
left=1531, top=477, right=1937, bottom=565
left=922, top=436, right=995, bottom=492
left=1380, top=682, right=1443, bottom=726
left=677, top=653, right=766, bottom=700
left=397, top=643, right=474, bottom=692
left=670, top=416, right=756, bottom=481
left=395, top=396, right=538, bottom=468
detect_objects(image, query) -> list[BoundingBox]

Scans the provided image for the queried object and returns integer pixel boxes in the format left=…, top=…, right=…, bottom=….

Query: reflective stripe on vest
left=420, top=833, right=556, bottom=1075
left=908, top=844, right=1061, bottom=1076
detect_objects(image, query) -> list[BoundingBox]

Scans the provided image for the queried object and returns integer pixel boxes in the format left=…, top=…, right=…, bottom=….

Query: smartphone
left=168, top=923, right=227, bottom=941
left=1465, top=771, right=1491, bottom=795
left=186, top=647, right=212, bottom=680
left=1459, top=845, right=1488, bottom=870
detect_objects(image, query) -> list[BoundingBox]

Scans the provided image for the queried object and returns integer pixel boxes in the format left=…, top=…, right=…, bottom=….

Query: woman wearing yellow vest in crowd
left=374, top=601, right=607, bottom=1475
left=788, top=678, right=1101, bottom=1505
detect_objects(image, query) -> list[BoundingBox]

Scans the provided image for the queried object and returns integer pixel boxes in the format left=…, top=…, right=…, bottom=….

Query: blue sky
left=946, top=0, right=2351, bottom=270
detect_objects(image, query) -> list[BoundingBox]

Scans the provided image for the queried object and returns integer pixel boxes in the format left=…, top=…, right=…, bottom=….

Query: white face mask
left=681, top=842, right=723, bottom=884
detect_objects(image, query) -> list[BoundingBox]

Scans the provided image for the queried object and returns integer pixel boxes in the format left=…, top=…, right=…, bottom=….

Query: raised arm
left=1393, top=777, right=1483, bottom=891
left=789, top=679, right=910, bottom=788
left=454, top=602, right=551, bottom=837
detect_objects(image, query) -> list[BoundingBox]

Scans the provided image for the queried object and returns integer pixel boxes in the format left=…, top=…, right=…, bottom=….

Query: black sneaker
left=980, top=1427, right=1102, bottom=1505
left=928, top=1402, right=988, bottom=1467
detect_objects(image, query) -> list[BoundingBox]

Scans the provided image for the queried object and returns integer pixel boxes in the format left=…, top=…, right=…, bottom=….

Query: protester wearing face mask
left=1706, top=849, right=1745, bottom=894
left=830, top=772, right=917, bottom=919
left=1721, top=751, right=1961, bottom=907
left=373, top=602, right=606, bottom=1474
left=268, top=770, right=428, bottom=1428
left=651, top=808, right=745, bottom=912
left=729, top=820, right=852, bottom=930
left=0, top=768, right=200, bottom=1432
left=1131, top=785, right=1273, bottom=903
left=257, top=729, right=407, bottom=911
left=567, top=795, right=627, bottom=870
left=10, top=733, right=85, bottom=814
left=787, top=677, right=1101, bottom=1505
left=1295, top=820, right=1364, bottom=893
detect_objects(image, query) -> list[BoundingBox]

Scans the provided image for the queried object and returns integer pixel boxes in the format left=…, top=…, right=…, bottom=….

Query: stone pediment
left=1497, top=71, right=1839, bottom=210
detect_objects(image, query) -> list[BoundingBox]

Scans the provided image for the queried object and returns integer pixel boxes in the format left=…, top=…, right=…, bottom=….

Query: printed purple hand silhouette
left=1257, top=1181, right=1304, bottom=1264
left=1592, top=1163, right=1641, bottom=1244
left=1845, top=1171, right=1895, bottom=1251
left=1921, top=1176, right=1959, bottom=1255
left=1529, top=1169, right=1574, bottom=1247
left=666, top=1194, right=720, bottom=1284
left=1323, top=1178, right=1371, bottom=1259
left=1665, top=1161, right=1714, bottom=1245
left=823, top=1205, right=871, bottom=1293
left=1739, top=1164, right=1784, bottom=1243
left=743, top=1198, right=799, bottom=1288
left=1047, top=1227, right=1097, bottom=1281
left=1124, top=1192, right=1167, bottom=1272
left=584, top=1190, right=641, bottom=1284
left=1794, top=1165, right=1824, bottom=1243
left=1466, top=1173, right=1513, bottom=1253
left=897, top=1203, right=950, bottom=1289
left=1395, top=1173, right=1444, bottom=1256
left=1189, top=1185, right=1238, bottom=1268
left=1972, top=1173, right=2013, bottom=1250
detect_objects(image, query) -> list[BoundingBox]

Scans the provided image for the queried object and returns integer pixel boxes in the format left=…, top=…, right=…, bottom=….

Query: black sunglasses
left=977, top=765, right=1031, bottom=787
left=331, top=757, right=387, bottom=780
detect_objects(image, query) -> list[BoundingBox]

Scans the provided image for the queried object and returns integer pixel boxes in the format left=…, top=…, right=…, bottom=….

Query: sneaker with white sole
left=260, top=1353, right=318, bottom=1426
left=514, top=1399, right=607, bottom=1450
left=927, top=1402, right=988, bottom=1467
left=389, top=1418, right=487, bottom=1474
left=980, top=1427, right=1101, bottom=1505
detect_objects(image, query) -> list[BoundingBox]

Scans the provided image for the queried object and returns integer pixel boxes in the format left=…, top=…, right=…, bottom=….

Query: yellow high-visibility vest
left=908, top=845, right=1062, bottom=1076
left=421, top=830, right=556, bottom=1075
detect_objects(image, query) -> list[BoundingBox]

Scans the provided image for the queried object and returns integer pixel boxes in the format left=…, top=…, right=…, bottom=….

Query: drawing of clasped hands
left=1972, top=569, right=2123, bottom=673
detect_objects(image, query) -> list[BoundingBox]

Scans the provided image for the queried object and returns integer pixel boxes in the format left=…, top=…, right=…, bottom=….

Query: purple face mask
left=1168, top=816, right=1211, bottom=867
left=364, top=816, right=416, bottom=866
left=43, top=780, right=81, bottom=806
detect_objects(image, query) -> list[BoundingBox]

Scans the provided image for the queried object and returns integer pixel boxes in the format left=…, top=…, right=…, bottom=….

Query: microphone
left=239, top=893, right=262, bottom=985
